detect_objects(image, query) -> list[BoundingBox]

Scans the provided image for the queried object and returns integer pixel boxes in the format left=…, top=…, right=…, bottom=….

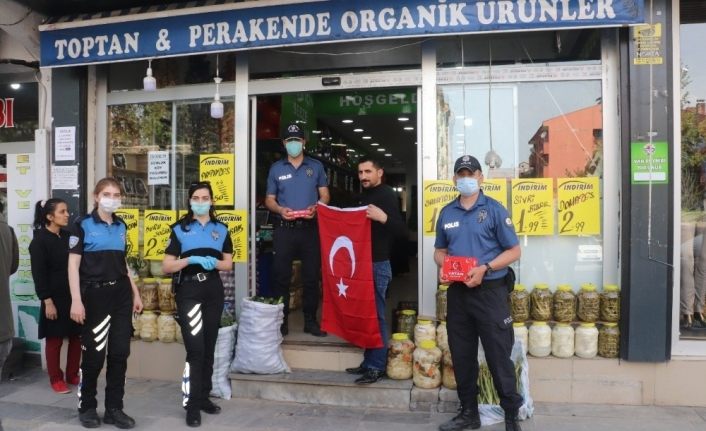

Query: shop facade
left=4, top=0, right=698, bottom=406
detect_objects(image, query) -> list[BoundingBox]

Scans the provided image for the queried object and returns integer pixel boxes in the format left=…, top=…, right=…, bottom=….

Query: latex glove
left=202, top=256, right=217, bottom=271
left=188, top=256, right=209, bottom=269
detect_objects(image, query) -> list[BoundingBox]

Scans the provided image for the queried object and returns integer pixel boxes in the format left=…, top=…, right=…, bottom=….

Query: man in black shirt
left=345, top=158, right=407, bottom=384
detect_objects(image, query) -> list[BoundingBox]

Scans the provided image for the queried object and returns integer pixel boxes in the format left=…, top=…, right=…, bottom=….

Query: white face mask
left=98, top=197, right=122, bottom=214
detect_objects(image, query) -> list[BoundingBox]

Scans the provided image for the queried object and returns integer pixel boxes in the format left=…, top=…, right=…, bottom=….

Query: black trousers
left=175, top=275, right=224, bottom=409
left=446, top=279, right=523, bottom=412
left=271, top=225, right=321, bottom=317
left=78, top=278, right=133, bottom=412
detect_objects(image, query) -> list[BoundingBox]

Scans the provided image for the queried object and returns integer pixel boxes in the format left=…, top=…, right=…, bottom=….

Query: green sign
left=314, top=90, right=417, bottom=116
left=631, top=141, right=668, bottom=184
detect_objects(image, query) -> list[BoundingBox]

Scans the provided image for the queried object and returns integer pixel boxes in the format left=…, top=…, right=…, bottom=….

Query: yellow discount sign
left=200, top=154, right=235, bottom=206
left=511, top=178, right=554, bottom=236
left=422, top=180, right=458, bottom=236
left=115, top=209, right=139, bottom=257
left=557, top=177, right=601, bottom=236
left=143, top=210, right=177, bottom=261
left=216, top=210, right=248, bottom=263
left=481, top=179, right=508, bottom=209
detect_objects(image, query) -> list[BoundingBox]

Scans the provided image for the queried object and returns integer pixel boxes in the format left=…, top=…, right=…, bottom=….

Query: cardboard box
left=442, top=256, right=478, bottom=282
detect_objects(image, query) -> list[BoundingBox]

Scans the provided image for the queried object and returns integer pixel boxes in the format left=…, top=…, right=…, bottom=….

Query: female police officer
left=162, top=181, right=232, bottom=428
left=69, top=177, right=143, bottom=429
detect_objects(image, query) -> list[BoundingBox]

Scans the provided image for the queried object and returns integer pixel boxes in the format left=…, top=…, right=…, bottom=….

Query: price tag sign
left=199, top=154, right=235, bottom=206
left=422, top=180, right=458, bottom=236
left=115, top=208, right=140, bottom=257
left=481, top=179, right=508, bottom=209
left=511, top=178, right=554, bottom=236
left=143, top=210, right=177, bottom=260
left=557, top=177, right=601, bottom=235
left=216, top=210, right=248, bottom=263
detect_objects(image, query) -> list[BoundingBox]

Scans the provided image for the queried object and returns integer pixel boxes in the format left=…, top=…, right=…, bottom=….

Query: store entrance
left=253, top=88, right=419, bottom=343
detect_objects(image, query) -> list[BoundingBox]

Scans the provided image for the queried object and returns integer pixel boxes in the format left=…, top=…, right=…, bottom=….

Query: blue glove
left=203, top=256, right=217, bottom=271
left=188, top=256, right=208, bottom=269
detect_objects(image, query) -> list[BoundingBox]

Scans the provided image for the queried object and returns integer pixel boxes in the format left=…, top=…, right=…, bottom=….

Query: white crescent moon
left=328, top=236, right=356, bottom=277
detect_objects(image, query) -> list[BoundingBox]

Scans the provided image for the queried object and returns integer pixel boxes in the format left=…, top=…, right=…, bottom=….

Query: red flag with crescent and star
left=317, top=203, right=382, bottom=349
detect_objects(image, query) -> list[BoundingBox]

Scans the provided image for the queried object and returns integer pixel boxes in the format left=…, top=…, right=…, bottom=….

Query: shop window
left=678, top=19, right=706, bottom=338
left=0, top=82, right=38, bottom=142
left=107, top=100, right=234, bottom=210
left=437, top=78, right=603, bottom=289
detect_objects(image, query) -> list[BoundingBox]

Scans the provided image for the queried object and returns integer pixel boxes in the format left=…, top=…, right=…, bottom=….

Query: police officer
left=434, top=156, right=523, bottom=431
left=162, top=181, right=232, bottom=428
left=69, top=177, right=143, bottom=429
left=265, top=122, right=330, bottom=336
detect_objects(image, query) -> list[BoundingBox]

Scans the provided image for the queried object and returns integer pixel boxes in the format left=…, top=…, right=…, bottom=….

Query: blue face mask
left=190, top=202, right=211, bottom=216
left=456, top=177, right=480, bottom=196
left=285, top=140, right=304, bottom=157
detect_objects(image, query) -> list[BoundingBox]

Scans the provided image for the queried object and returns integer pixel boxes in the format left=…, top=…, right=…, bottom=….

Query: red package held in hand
left=442, top=256, right=478, bottom=282
left=289, top=210, right=311, bottom=218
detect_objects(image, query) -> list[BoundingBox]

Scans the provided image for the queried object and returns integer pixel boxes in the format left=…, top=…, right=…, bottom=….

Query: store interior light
left=10, top=83, right=21, bottom=90
left=342, top=119, right=354, bottom=124
left=370, top=143, right=379, bottom=146
left=404, top=126, right=414, bottom=131
left=398, top=117, right=409, bottom=122
left=362, top=136, right=372, bottom=140
left=377, top=148, right=385, bottom=152
left=353, top=128, right=364, bottom=133
left=384, top=153, right=392, bottom=157
left=210, top=55, right=224, bottom=119
left=143, top=59, right=156, bottom=91
left=312, top=130, right=322, bottom=134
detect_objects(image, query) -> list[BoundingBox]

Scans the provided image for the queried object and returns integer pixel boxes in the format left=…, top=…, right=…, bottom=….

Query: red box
left=442, top=256, right=478, bottom=282
left=289, top=210, right=311, bottom=218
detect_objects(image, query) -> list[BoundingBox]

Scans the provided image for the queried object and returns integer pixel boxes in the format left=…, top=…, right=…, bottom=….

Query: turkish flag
left=317, top=203, right=383, bottom=349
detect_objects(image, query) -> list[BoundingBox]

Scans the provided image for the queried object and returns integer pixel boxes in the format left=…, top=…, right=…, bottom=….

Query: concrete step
left=230, top=368, right=412, bottom=409
left=281, top=339, right=364, bottom=371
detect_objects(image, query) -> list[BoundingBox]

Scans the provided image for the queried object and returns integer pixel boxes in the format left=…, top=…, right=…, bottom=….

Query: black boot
left=78, top=408, right=101, bottom=428
left=505, top=410, right=522, bottom=431
left=201, top=398, right=221, bottom=414
left=186, top=407, right=201, bottom=427
left=304, top=314, right=327, bottom=337
left=438, top=407, right=481, bottom=431
left=103, top=408, right=136, bottom=429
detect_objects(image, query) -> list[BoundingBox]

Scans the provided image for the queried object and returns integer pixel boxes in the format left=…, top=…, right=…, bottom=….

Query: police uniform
left=434, top=191, right=523, bottom=415
left=165, top=219, right=232, bottom=410
left=69, top=210, right=132, bottom=413
left=266, top=156, right=327, bottom=322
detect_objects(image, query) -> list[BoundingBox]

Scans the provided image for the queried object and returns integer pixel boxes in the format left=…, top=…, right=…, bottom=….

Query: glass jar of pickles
left=158, top=278, right=175, bottom=313
left=575, top=323, right=599, bottom=358
left=397, top=309, right=416, bottom=340
left=577, top=283, right=600, bottom=322
left=551, top=323, right=575, bottom=358
left=600, top=285, right=621, bottom=323
left=528, top=321, right=551, bottom=357
left=513, top=322, right=528, bottom=356
left=413, top=339, right=442, bottom=389
left=386, top=333, right=414, bottom=380
left=157, top=312, right=177, bottom=343
left=441, top=349, right=456, bottom=390
left=510, top=284, right=530, bottom=322
left=530, top=284, right=553, bottom=321
left=414, top=319, right=436, bottom=346
left=436, top=285, right=449, bottom=322
left=553, top=284, right=576, bottom=323
left=598, top=323, right=620, bottom=358
left=436, top=321, right=449, bottom=352
left=139, top=310, right=158, bottom=342
left=140, top=278, right=159, bottom=311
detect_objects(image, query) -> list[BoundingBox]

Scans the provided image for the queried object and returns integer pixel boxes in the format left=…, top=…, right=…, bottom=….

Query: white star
left=336, top=278, right=348, bottom=298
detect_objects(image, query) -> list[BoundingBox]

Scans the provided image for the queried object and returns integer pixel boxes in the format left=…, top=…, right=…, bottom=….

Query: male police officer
left=265, top=123, right=330, bottom=336
left=434, top=155, right=523, bottom=431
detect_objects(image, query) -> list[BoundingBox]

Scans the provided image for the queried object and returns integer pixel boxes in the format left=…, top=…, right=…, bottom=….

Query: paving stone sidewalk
left=1, top=366, right=705, bottom=431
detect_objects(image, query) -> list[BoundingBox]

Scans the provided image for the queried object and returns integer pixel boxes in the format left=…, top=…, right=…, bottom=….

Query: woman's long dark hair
left=33, top=198, right=67, bottom=230
left=179, top=181, right=218, bottom=231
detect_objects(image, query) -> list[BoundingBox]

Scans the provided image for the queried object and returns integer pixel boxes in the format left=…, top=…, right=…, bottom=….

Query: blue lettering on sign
left=40, top=0, right=644, bottom=67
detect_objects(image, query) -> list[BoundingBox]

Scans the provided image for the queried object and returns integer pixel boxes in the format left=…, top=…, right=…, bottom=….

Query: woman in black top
left=29, top=199, right=81, bottom=394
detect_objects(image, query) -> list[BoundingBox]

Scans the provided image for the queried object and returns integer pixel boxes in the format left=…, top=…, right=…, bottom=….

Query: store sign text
left=40, top=0, right=645, bottom=67
left=0, top=98, right=14, bottom=128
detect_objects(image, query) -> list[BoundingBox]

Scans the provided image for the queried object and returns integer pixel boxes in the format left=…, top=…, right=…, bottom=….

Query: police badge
left=306, top=167, right=314, bottom=177
left=211, top=230, right=220, bottom=241
left=477, top=209, right=488, bottom=223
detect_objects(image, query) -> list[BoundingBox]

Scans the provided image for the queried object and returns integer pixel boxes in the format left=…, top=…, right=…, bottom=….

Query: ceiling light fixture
left=342, top=119, right=354, bottom=124
left=210, top=55, right=224, bottom=119
left=312, top=130, right=322, bottom=134
left=384, top=153, right=392, bottom=157
left=10, top=83, right=21, bottom=90
left=404, top=126, right=414, bottom=131
left=362, top=136, right=372, bottom=140
left=377, top=148, right=385, bottom=152
left=353, top=128, right=364, bottom=133
left=370, top=143, right=379, bottom=146
left=143, top=59, right=156, bottom=91
left=398, top=117, right=409, bottom=122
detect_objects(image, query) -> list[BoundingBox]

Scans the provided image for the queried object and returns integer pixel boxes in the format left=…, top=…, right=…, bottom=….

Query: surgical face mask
left=190, top=202, right=211, bottom=216
left=456, top=177, right=480, bottom=197
left=98, top=197, right=121, bottom=214
left=285, top=140, right=304, bottom=157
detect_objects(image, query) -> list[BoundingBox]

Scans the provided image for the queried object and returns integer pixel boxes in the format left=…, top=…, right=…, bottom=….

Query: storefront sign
left=630, top=141, right=668, bottom=184
left=315, top=90, right=416, bottom=116
left=481, top=179, right=508, bottom=209
left=633, top=23, right=662, bottom=65
left=511, top=178, right=554, bottom=235
left=40, top=0, right=645, bottom=67
left=115, top=208, right=140, bottom=257
left=148, top=150, right=170, bottom=185
left=422, top=180, right=457, bottom=236
left=199, top=154, right=235, bottom=206
left=556, top=177, right=600, bottom=235
left=0, top=98, right=14, bottom=128
left=216, top=210, right=248, bottom=263
left=143, top=210, right=177, bottom=260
